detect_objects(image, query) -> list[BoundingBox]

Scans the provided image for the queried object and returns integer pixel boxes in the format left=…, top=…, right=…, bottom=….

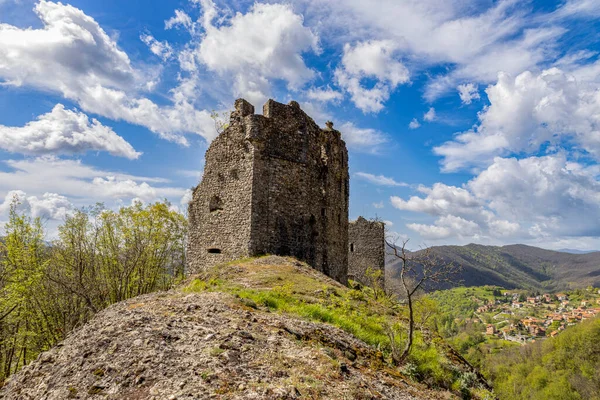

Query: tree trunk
left=400, top=293, right=414, bottom=363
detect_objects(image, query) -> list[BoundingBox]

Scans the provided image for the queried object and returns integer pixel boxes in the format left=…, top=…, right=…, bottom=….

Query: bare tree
left=387, top=239, right=461, bottom=364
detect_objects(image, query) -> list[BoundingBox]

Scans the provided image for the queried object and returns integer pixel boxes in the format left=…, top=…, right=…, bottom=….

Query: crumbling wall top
left=350, top=216, right=385, bottom=229
left=234, top=98, right=255, bottom=117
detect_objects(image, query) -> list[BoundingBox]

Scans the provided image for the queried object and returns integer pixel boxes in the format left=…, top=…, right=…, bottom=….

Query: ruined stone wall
left=187, top=98, right=349, bottom=284
left=348, top=217, right=385, bottom=287
left=249, top=100, right=349, bottom=284
left=186, top=100, right=256, bottom=273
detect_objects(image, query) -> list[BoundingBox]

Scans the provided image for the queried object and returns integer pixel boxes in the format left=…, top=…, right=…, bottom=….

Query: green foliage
left=0, top=200, right=186, bottom=382
left=0, top=200, right=49, bottom=378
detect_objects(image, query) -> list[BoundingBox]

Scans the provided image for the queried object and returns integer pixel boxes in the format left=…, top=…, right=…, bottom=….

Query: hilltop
left=0, top=256, right=492, bottom=399
left=388, top=244, right=600, bottom=292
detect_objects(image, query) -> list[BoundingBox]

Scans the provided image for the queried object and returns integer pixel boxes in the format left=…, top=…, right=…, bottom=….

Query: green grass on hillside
left=184, top=256, right=495, bottom=399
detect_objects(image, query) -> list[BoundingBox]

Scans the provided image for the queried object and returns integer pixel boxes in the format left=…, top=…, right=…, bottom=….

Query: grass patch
left=183, top=257, right=495, bottom=398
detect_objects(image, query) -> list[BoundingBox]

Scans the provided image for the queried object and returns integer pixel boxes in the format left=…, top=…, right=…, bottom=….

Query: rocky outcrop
left=1, top=286, right=441, bottom=399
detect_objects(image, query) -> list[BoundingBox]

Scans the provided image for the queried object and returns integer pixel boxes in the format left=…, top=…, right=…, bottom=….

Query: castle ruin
left=348, top=217, right=386, bottom=287
left=187, top=99, right=350, bottom=284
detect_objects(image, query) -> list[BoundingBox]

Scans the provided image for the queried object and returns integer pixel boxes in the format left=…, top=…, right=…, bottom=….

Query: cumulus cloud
left=91, top=177, right=157, bottom=201
left=391, top=183, right=483, bottom=217
left=334, top=40, right=409, bottom=112
left=0, top=157, right=186, bottom=207
left=435, top=68, right=600, bottom=172
left=391, top=154, right=600, bottom=242
left=355, top=172, right=408, bottom=187
left=180, top=189, right=193, bottom=206
left=0, top=190, right=73, bottom=220
left=0, top=0, right=214, bottom=143
left=0, top=104, right=140, bottom=159
left=408, top=118, right=420, bottom=129
left=337, top=122, right=388, bottom=153
left=408, top=215, right=480, bottom=240
left=457, top=83, right=480, bottom=104
left=423, top=107, right=436, bottom=122
left=297, top=0, right=566, bottom=99
left=306, top=87, right=343, bottom=103
left=196, top=1, right=319, bottom=105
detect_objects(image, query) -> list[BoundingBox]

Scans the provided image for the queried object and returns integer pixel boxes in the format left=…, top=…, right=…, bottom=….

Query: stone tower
left=348, top=217, right=385, bottom=287
left=187, top=98, right=350, bottom=284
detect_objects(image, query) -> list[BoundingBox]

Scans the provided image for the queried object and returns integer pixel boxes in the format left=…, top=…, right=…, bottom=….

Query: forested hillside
left=484, top=316, right=600, bottom=399
left=388, top=244, right=600, bottom=292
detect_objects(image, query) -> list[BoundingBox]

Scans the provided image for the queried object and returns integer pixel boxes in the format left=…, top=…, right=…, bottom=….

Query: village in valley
left=433, top=285, right=600, bottom=345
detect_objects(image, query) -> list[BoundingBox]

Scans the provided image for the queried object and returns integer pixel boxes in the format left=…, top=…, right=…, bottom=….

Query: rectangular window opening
left=207, top=248, right=222, bottom=254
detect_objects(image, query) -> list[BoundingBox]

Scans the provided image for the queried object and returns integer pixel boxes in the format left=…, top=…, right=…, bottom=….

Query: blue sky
left=1, top=0, right=600, bottom=250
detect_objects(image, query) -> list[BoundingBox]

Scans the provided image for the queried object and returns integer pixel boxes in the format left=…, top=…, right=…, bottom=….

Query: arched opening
left=209, top=195, right=223, bottom=212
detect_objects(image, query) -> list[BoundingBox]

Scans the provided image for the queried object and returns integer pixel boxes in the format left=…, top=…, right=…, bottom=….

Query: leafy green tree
left=0, top=200, right=187, bottom=381
left=0, top=200, right=50, bottom=379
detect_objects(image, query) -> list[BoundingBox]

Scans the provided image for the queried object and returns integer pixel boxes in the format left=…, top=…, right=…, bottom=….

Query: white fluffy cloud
left=457, top=83, right=480, bottom=104
left=296, top=0, right=568, bottom=99
left=392, top=183, right=483, bottom=217
left=435, top=68, right=600, bottom=172
left=408, top=215, right=480, bottom=240
left=334, top=40, right=409, bottom=112
left=0, top=157, right=186, bottom=206
left=355, top=172, right=407, bottom=187
left=197, top=2, right=319, bottom=105
left=337, top=122, right=388, bottom=153
left=0, top=190, right=74, bottom=220
left=306, top=87, right=343, bottom=103
left=392, top=154, right=600, bottom=242
left=91, top=177, right=157, bottom=201
left=423, top=107, right=436, bottom=122
left=0, top=104, right=140, bottom=159
left=0, top=1, right=214, bottom=143
left=180, top=189, right=193, bottom=207
left=408, top=118, right=421, bottom=129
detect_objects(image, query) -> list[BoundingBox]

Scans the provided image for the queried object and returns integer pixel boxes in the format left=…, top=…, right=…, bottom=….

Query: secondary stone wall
left=187, top=98, right=349, bottom=284
left=348, top=217, right=385, bottom=287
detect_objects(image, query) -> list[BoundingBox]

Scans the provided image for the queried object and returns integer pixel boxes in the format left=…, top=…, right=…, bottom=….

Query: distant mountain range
left=557, top=248, right=599, bottom=255
left=386, top=243, right=600, bottom=292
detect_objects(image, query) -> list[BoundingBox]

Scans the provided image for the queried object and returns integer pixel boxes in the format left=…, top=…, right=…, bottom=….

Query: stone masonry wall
left=187, top=100, right=256, bottom=273
left=249, top=100, right=349, bottom=284
left=187, top=99, right=349, bottom=284
left=348, top=217, right=385, bottom=287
